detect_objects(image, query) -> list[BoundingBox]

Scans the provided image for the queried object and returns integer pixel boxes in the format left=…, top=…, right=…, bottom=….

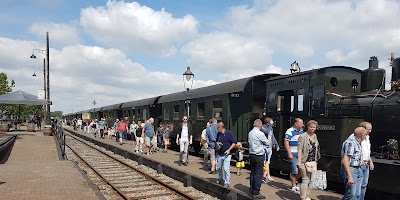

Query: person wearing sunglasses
left=176, top=116, right=193, bottom=166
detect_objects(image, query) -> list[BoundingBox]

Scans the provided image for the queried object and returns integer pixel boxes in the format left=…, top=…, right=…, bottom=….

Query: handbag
left=210, top=127, right=223, bottom=151
left=304, top=161, right=317, bottom=172
left=311, top=170, right=327, bottom=190
left=304, top=138, right=318, bottom=173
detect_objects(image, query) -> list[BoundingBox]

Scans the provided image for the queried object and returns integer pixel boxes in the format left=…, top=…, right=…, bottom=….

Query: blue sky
left=0, top=0, right=400, bottom=114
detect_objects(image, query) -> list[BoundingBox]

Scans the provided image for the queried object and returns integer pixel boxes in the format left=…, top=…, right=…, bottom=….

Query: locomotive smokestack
left=369, top=56, right=378, bottom=68
left=361, top=56, right=385, bottom=92
left=391, top=53, right=400, bottom=82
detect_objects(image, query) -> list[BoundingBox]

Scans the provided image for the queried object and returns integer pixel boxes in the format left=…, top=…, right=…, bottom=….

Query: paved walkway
left=70, top=127, right=342, bottom=200
left=0, top=127, right=99, bottom=200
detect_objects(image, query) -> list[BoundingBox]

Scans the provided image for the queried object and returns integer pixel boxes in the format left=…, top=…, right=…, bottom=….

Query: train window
left=352, top=79, right=359, bottom=90
left=174, top=105, right=179, bottom=120
left=143, top=109, right=147, bottom=120
left=132, top=109, right=135, bottom=119
left=268, top=93, right=276, bottom=112
left=213, top=100, right=223, bottom=120
left=330, top=77, right=338, bottom=87
left=198, top=103, right=205, bottom=120
left=312, top=84, right=325, bottom=115
left=164, top=108, right=169, bottom=120
left=298, top=89, right=305, bottom=111
left=277, top=95, right=283, bottom=112
left=291, top=96, right=294, bottom=112
left=137, top=109, right=141, bottom=119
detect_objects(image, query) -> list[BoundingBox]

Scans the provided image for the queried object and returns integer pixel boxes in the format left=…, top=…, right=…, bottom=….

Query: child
left=107, top=128, right=113, bottom=139
left=156, top=123, right=164, bottom=151
left=163, top=124, right=170, bottom=153
left=235, top=142, right=244, bottom=175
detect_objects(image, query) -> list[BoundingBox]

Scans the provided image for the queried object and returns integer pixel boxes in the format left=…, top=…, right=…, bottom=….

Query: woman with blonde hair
left=296, top=120, right=321, bottom=200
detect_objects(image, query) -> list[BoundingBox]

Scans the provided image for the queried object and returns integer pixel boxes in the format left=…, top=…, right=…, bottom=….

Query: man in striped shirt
left=284, top=118, right=304, bottom=194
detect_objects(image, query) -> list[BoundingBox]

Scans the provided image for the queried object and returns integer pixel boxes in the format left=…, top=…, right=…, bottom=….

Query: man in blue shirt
left=143, top=118, right=155, bottom=155
left=341, top=127, right=366, bottom=200
left=215, top=122, right=237, bottom=188
left=206, top=118, right=218, bottom=174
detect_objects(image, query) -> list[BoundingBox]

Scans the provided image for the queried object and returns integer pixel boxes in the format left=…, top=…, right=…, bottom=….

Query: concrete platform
left=0, top=128, right=100, bottom=200
left=68, top=127, right=342, bottom=200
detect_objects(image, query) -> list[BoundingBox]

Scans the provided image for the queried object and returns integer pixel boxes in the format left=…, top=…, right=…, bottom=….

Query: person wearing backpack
left=206, top=118, right=218, bottom=174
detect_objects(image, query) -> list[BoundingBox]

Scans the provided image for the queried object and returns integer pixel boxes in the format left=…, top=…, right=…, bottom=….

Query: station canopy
left=0, top=90, right=47, bottom=105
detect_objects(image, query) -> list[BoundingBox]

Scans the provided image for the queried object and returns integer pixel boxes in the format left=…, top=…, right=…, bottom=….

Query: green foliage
left=0, top=72, right=37, bottom=120
left=51, top=110, right=63, bottom=119
left=0, top=72, right=14, bottom=95
left=4, top=105, right=41, bottom=120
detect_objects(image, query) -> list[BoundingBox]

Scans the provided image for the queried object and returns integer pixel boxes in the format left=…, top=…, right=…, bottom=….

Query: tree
left=51, top=111, right=63, bottom=119
left=0, top=72, right=36, bottom=121
left=0, top=72, right=15, bottom=95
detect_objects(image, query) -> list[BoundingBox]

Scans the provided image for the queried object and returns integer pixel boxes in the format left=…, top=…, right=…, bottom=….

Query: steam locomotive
left=64, top=53, right=400, bottom=198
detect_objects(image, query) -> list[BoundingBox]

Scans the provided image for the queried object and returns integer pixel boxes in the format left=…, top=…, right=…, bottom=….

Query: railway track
left=65, top=133, right=216, bottom=200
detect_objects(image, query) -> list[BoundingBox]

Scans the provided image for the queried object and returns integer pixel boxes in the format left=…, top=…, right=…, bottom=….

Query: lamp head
left=183, top=66, right=194, bottom=81
left=30, top=54, right=36, bottom=59
left=32, top=72, right=37, bottom=76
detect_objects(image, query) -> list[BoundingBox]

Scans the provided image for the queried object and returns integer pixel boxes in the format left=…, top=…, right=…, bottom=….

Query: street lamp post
left=32, top=58, right=47, bottom=123
left=31, top=32, right=50, bottom=125
left=183, top=66, right=194, bottom=119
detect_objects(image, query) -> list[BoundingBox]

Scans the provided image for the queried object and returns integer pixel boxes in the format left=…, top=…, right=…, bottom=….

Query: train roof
left=158, top=73, right=279, bottom=103
left=266, top=66, right=361, bottom=81
left=101, top=103, right=123, bottom=111
left=121, top=96, right=160, bottom=108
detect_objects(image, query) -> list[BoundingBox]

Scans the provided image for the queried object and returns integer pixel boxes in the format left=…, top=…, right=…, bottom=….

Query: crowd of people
left=71, top=117, right=171, bottom=155
left=70, top=115, right=374, bottom=200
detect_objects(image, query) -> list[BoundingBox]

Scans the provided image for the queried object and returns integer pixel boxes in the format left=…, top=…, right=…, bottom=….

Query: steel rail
left=67, top=132, right=198, bottom=200
left=65, top=142, right=131, bottom=200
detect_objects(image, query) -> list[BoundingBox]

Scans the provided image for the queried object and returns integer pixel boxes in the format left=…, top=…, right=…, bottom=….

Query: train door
left=277, top=90, right=295, bottom=136
left=117, top=110, right=123, bottom=120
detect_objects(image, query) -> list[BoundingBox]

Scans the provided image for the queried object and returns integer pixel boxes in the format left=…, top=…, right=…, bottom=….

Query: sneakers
left=290, top=186, right=300, bottom=194
left=223, top=184, right=229, bottom=188
left=306, top=198, right=311, bottom=200
left=183, top=162, right=188, bottom=166
left=262, top=177, right=267, bottom=183
left=178, top=161, right=182, bottom=166
left=237, top=172, right=241, bottom=176
left=216, top=179, right=223, bottom=185
left=209, top=170, right=215, bottom=174
left=266, top=176, right=274, bottom=181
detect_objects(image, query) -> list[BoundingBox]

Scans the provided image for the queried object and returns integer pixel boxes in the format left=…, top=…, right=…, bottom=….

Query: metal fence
left=52, top=119, right=66, bottom=160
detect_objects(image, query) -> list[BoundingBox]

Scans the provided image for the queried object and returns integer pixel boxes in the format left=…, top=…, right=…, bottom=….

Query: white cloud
left=29, top=22, right=81, bottom=47
left=223, top=0, right=400, bottom=63
left=80, top=0, right=199, bottom=57
left=181, top=32, right=273, bottom=80
left=0, top=37, right=214, bottom=114
left=325, top=49, right=361, bottom=64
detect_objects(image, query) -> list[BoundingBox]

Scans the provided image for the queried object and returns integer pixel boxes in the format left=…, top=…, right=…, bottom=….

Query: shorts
left=208, top=147, right=216, bottom=161
left=265, top=147, right=272, bottom=164
left=236, top=161, right=245, bottom=168
left=145, top=136, right=153, bottom=147
left=289, top=156, right=299, bottom=175
left=263, top=162, right=268, bottom=171
left=164, top=139, right=170, bottom=145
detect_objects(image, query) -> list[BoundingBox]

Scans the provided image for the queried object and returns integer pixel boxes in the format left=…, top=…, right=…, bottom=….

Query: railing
left=52, top=119, right=66, bottom=160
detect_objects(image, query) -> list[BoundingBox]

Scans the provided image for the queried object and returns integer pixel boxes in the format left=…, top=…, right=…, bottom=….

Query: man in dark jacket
left=176, top=116, right=192, bottom=166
